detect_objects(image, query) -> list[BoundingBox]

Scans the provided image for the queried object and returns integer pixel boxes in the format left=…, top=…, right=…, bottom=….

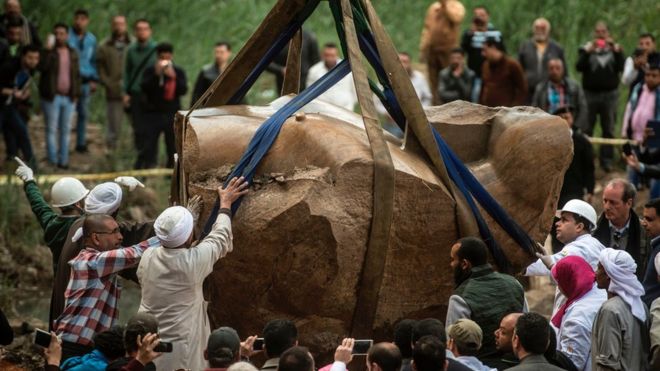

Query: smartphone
left=154, top=341, right=173, bottom=353
left=34, top=328, right=52, bottom=347
left=46, top=34, right=55, bottom=49
left=253, top=337, right=264, bottom=351
left=352, top=339, right=373, bottom=355
left=622, top=142, right=633, bottom=157
left=647, top=120, right=660, bottom=148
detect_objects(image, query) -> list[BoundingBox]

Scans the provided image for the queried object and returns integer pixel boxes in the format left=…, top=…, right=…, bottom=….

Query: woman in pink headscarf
left=551, top=255, right=606, bottom=371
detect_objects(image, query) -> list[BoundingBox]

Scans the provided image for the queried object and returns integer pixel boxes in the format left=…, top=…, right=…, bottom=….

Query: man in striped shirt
left=55, top=213, right=159, bottom=361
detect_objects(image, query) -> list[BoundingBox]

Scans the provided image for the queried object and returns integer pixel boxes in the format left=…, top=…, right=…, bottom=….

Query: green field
left=22, top=0, right=658, bottom=114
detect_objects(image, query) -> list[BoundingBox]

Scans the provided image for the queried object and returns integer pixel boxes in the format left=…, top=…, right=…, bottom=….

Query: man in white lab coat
left=525, top=199, right=605, bottom=315
left=137, top=176, right=249, bottom=371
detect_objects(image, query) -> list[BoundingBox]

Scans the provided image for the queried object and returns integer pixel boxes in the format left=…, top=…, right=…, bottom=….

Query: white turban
left=655, top=252, right=660, bottom=276
left=85, top=182, right=123, bottom=214
left=71, top=182, right=124, bottom=242
left=154, top=206, right=194, bottom=248
left=599, top=248, right=646, bottom=322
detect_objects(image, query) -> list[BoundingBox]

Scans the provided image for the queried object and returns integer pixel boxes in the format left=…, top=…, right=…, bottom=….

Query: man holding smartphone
left=137, top=42, right=187, bottom=169
left=576, top=21, right=625, bottom=173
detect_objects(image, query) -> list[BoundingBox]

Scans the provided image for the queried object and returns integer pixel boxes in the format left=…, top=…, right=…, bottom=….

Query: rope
left=201, top=60, right=352, bottom=237
left=1, top=168, right=172, bottom=186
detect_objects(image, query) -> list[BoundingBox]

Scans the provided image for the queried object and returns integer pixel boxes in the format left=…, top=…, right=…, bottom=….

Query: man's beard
left=453, top=265, right=472, bottom=287
left=534, top=33, right=548, bottom=42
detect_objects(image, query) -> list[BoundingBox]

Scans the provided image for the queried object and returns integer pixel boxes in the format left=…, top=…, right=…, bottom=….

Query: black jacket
left=191, top=62, right=220, bottom=105
left=140, top=63, right=187, bottom=112
left=592, top=209, right=648, bottom=279
left=638, top=146, right=660, bottom=178
left=38, top=46, right=81, bottom=100
left=576, top=44, right=624, bottom=91
left=266, top=29, right=319, bottom=93
left=518, top=38, right=566, bottom=95
left=559, top=128, right=594, bottom=206
left=460, top=25, right=504, bottom=78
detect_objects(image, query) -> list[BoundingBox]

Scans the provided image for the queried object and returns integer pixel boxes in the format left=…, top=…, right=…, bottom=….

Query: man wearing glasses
left=53, top=214, right=160, bottom=362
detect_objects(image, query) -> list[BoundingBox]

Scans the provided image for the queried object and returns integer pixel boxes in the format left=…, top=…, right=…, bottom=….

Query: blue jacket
left=68, top=28, right=98, bottom=82
left=60, top=349, right=108, bottom=371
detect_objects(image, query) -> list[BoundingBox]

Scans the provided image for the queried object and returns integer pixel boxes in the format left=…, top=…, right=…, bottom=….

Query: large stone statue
left=175, top=97, right=572, bottom=357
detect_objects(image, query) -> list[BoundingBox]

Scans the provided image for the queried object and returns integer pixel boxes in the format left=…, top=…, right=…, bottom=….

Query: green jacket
left=97, top=36, right=131, bottom=100
left=24, top=181, right=80, bottom=272
left=454, top=264, right=525, bottom=359
left=123, top=39, right=157, bottom=96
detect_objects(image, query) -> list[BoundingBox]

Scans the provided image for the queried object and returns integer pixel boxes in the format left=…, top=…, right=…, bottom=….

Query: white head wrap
left=154, top=206, right=194, bottom=248
left=71, top=182, right=124, bottom=242
left=599, top=248, right=646, bottom=322
left=85, top=182, right=123, bottom=214
left=655, top=252, right=660, bottom=277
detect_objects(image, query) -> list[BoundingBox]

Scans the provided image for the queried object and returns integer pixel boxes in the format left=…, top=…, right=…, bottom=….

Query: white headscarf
left=85, top=182, right=123, bottom=214
left=71, top=182, right=124, bottom=242
left=599, top=248, right=647, bottom=322
left=154, top=206, right=194, bottom=248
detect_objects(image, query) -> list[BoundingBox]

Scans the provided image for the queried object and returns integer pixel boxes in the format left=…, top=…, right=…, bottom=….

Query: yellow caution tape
left=1, top=168, right=173, bottom=186
left=587, top=137, right=637, bottom=146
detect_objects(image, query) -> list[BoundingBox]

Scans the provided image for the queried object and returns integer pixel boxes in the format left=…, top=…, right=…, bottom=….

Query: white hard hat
left=558, top=199, right=598, bottom=230
left=51, top=177, right=90, bottom=207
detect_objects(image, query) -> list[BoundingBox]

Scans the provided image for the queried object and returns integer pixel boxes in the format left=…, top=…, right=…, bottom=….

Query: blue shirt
left=68, top=28, right=98, bottom=81
left=60, top=349, right=108, bottom=371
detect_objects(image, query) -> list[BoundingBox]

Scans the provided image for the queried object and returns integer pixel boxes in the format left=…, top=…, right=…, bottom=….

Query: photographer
left=624, top=56, right=660, bottom=197
left=622, top=33, right=656, bottom=94
left=459, top=5, right=504, bottom=102
left=576, top=21, right=625, bottom=172
left=139, top=42, right=187, bottom=169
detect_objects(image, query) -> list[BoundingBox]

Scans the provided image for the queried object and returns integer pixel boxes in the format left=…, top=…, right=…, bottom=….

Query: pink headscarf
left=550, top=256, right=595, bottom=328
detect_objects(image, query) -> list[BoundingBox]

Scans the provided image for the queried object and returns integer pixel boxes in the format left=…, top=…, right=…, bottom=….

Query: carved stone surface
left=178, top=98, right=572, bottom=358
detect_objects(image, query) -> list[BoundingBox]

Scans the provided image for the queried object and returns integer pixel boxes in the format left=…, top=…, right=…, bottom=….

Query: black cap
left=207, top=327, right=241, bottom=359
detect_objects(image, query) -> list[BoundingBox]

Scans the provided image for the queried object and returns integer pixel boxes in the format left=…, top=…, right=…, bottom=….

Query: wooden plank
left=281, top=29, right=303, bottom=95
left=360, top=0, right=478, bottom=237
left=202, top=0, right=309, bottom=108
left=340, top=0, right=396, bottom=338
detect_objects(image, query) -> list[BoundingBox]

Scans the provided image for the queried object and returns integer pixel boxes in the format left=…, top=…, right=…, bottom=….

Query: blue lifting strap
left=348, top=18, right=536, bottom=265
left=201, top=59, right=352, bottom=237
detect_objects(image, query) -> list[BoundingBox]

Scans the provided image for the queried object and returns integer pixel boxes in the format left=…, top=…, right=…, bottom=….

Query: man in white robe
left=137, top=176, right=248, bottom=371
left=592, top=248, right=650, bottom=371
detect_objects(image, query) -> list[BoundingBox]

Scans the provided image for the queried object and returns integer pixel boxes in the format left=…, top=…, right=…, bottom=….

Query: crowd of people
left=2, top=159, right=660, bottom=370
left=1, top=0, right=658, bottom=175
left=1, top=0, right=660, bottom=370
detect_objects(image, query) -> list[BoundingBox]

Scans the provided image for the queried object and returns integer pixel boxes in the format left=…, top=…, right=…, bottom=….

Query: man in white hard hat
left=51, top=179, right=186, bottom=329
left=525, top=199, right=606, bottom=315
left=15, top=157, right=88, bottom=273
left=137, top=176, right=248, bottom=371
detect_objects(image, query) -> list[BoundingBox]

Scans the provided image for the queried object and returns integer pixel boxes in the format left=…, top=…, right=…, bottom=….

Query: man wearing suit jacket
left=507, top=313, right=564, bottom=371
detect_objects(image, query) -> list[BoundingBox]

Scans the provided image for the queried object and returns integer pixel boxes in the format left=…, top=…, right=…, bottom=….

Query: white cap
left=154, top=206, right=194, bottom=248
left=51, top=177, right=89, bottom=207
left=558, top=199, right=598, bottom=230
left=85, top=182, right=123, bottom=215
